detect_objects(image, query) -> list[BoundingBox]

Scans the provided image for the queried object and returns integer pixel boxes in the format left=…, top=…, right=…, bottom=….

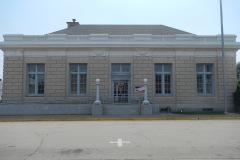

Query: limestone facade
left=0, top=33, right=239, bottom=111
left=0, top=48, right=238, bottom=110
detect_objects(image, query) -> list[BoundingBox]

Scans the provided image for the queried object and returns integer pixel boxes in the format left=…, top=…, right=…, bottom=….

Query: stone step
left=103, top=104, right=141, bottom=116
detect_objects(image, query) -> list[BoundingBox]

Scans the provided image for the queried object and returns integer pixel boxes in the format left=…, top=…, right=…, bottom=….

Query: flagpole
left=220, top=0, right=227, bottom=113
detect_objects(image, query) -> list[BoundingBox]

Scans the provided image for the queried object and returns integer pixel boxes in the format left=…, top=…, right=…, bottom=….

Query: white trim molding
left=1, top=34, right=239, bottom=51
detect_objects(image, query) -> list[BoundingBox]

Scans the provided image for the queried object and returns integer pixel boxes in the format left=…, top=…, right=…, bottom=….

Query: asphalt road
left=0, top=120, right=240, bottom=160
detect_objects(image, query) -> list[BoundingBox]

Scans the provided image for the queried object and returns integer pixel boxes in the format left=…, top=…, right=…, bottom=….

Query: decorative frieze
left=134, top=48, right=152, bottom=57
left=90, top=48, right=109, bottom=57
left=2, top=48, right=237, bottom=58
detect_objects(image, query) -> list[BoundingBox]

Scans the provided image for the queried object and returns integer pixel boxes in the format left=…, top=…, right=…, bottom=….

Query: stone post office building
left=0, top=19, right=240, bottom=113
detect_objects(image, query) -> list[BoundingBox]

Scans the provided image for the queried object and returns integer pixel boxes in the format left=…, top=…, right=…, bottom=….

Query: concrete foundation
left=103, top=104, right=140, bottom=116
left=92, top=104, right=103, bottom=116
left=141, top=104, right=153, bottom=115
left=0, top=104, right=91, bottom=115
left=0, top=103, right=234, bottom=116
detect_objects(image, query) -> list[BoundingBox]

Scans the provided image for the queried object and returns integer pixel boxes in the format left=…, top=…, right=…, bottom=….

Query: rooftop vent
left=67, top=19, right=80, bottom=28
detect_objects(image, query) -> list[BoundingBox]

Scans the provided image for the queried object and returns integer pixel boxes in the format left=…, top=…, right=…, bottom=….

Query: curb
left=0, top=116, right=240, bottom=122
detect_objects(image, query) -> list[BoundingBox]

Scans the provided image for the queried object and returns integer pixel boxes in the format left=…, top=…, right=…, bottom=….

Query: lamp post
left=143, top=78, right=150, bottom=105
left=220, top=0, right=227, bottom=113
left=94, top=78, right=101, bottom=105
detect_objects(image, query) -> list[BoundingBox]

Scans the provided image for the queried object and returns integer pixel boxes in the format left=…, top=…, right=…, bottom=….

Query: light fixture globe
left=96, top=78, right=100, bottom=83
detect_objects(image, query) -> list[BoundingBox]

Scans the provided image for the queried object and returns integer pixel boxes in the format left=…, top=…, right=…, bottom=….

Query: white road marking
left=109, top=138, right=131, bottom=147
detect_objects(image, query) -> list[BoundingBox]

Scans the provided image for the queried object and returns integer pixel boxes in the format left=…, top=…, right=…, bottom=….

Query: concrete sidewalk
left=0, top=113, right=240, bottom=122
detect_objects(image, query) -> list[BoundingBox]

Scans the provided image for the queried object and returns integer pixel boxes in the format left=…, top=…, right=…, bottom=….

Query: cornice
left=0, top=34, right=240, bottom=51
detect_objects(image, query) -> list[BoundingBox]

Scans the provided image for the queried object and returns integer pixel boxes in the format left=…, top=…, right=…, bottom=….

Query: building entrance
left=113, top=80, right=129, bottom=103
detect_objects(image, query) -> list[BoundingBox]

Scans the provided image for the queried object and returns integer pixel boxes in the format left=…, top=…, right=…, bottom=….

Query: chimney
left=67, top=19, right=80, bottom=28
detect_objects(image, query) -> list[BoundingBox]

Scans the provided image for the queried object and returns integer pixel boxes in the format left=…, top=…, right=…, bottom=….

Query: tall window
left=196, top=64, right=213, bottom=95
left=27, top=64, right=45, bottom=96
left=70, top=64, right=87, bottom=95
left=155, top=64, right=172, bottom=95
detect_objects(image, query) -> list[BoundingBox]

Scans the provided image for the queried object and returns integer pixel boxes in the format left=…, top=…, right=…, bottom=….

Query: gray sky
left=0, top=0, right=240, bottom=78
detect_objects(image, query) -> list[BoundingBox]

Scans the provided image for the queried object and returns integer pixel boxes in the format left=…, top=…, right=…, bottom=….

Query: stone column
left=94, top=78, right=101, bottom=105
left=141, top=78, right=152, bottom=115
left=92, top=78, right=103, bottom=115
left=143, top=78, right=150, bottom=105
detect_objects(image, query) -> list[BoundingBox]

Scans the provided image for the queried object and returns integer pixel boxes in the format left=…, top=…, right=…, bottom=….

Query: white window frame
left=196, top=64, right=214, bottom=96
left=155, top=64, right=172, bottom=96
left=27, top=64, right=45, bottom=96
left=69, top=64, right=87, bottom=96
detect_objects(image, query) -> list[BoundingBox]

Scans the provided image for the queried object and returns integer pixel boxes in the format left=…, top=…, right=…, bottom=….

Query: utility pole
left=220, top=0, right=227, bottom=113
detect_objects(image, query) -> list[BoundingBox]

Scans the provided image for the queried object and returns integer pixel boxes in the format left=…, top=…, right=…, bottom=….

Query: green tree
left=233, top=62, right=240, bottom=112
left=237, top=62, right=240, bottom=78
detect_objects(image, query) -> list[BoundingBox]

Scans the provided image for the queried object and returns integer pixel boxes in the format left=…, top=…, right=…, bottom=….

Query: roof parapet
left=2, top=34, right=237, bottom=42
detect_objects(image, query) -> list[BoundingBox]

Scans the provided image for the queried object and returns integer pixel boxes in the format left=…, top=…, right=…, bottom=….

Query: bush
left=233, top=79, right=240, bottom=112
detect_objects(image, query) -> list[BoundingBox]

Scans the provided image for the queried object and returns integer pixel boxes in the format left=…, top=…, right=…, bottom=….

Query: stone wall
left=2, top=48, right=238, bottom=111
left=46, top=56, right=66, bottom=103
left=175, top=56, right=195, bottom=104
left=217, top=55, right=237, bottom=105
left=89, top=56, right=109, bottom=101
left=133, top=56, right=153, bottom=101
left=2, top=56, right=23, bottom=103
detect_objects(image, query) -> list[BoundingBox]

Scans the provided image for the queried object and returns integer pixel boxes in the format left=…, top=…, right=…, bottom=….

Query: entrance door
left=113, top=81, right=129, bottom=103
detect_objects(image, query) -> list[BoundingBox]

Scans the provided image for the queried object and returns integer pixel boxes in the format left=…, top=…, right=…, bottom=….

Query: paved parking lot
left=0, top=120, right=240, bottom=159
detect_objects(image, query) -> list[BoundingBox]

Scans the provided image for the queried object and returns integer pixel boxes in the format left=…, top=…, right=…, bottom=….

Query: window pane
left=112, top=65, right=120, bottom=73
left=206, top=84, right=212, bottom=94
left=79, top=64, right=87, bottom=72
left=155, top=75, right=162, bottom=94
left=165, top=84, right=171, bottom=94
left=206, top=64, right=212, bottom=72
left=28, top=74, right=35, bottom=94
left=164, top=74, right=171, bottom=94
left=155, top=64, right=172, bottom=95
left=197, top=74, right=203, bottom=84
left=37, top=74, right=44, bottom=94
left=197, top=64, right=213, bottom=95
left=156, top=85, right=161, bottom=94
left=164, top=75, right=171, bottom=83
left=37, top=64, right=45, bottom=72
left=156, top=74, right=161, bottom=83
left=79, top=74, right=86, bottom=93
left=206, top=74, right=212, bottom=83
left=70, top=74, right=77, bottom=94
left=112, top=64, right=130, bottom=74
left=196, top=64, right=203, bottom=72
left=70, top=63, right=88, bottom=95
left=71, top=74, right=77, bottom=84
left=122, top=64, right=130, bottom=73
left=164, top=64, right=171, bottom=72
left=197, top=74, right=203, bottom=94
left=71, top=84, right=77, bottom=94
left=197, top=84, right=203, bottom=94
left=80, top=74, right=86, bottom=83
left=28, top=64, right=36, bottom=73
left=155, top=64, right=162, bottom=73
left=80, top=85, right=86, bottom=94
left=70, top=64, right=78, bottom=72
left=206, top=74, right=212, bottom=94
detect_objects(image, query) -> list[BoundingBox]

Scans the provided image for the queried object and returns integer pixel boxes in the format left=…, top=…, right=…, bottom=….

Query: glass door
left=113, top=81, right=129, bottom=103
